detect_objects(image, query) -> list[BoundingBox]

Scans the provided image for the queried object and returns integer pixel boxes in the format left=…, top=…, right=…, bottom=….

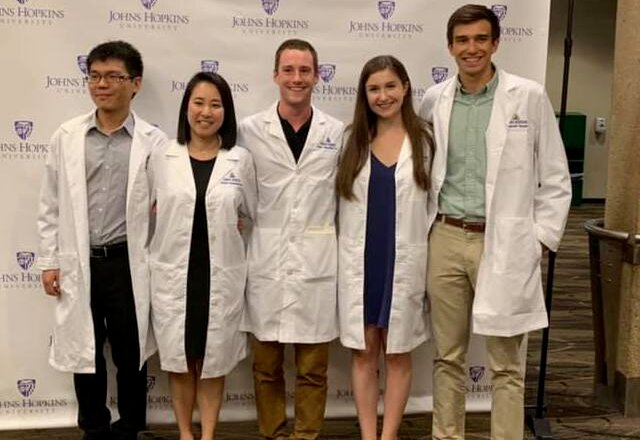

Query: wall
left=545, top=0, right=617, bottom=199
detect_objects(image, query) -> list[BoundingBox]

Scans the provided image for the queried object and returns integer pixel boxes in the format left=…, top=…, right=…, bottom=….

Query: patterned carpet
left=5, top=203, right=640, bottom=439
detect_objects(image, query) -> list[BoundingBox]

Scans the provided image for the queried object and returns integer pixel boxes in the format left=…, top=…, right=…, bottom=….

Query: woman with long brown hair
left=336, top=55, right=433, bottom=440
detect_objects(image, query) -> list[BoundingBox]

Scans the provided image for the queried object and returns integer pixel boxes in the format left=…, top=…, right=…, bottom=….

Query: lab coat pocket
left=501, top=130, right=533, bottom=171
left=149, top=259, right=185, bottom=336
left=492, top=217, right=540, bottom=274
left=302, top=226, right=337, bottom=280
left=248, top=229, right=279, bottom=279
left=394, top=244, right=427, bottom=308
left=214, top=262, right=247, bottom=325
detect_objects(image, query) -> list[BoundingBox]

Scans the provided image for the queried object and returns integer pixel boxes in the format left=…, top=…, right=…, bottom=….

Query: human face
left=273, top=49, right=318, bottom=110
left=448, top=19, right=498, bottom=81
left=365, top=68, right=408, bottom=121
left=187, top=81, right=224, bottom=142
left=88, top=59, right=140, bottom=114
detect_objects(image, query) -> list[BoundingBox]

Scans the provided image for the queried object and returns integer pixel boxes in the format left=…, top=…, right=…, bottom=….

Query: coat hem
left=472, top=312, right=548, bottom=337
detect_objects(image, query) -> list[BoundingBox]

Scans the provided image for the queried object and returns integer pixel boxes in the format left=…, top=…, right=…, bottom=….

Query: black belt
left=90, top=242, right=128, bottom=258
left=436, top=214, right=486, bottom=233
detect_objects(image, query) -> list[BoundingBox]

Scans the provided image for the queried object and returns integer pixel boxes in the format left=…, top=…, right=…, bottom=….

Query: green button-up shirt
left=439, top=71, right=498, bottom=220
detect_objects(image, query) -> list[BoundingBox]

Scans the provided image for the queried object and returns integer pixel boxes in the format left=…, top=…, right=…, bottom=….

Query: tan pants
left=427, top=221, right=525, bottom=440
left=252, top=338, right=329, bottom=440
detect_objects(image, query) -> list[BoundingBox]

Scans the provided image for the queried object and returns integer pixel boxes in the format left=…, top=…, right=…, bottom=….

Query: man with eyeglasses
left=37, top=40, right=166, bottom=440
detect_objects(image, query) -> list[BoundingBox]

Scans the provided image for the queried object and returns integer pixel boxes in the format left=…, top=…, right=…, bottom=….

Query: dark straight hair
left=87, top=40, right=143, bottom=78
left=336, top=55, right=434, bottom=200
left=447, top=4, right=501, bottom=45
left=176, top=72, right=237, bottom=149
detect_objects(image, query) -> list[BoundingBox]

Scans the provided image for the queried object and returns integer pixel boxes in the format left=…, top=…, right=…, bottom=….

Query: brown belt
left=435, top=214, right=485, bottom=233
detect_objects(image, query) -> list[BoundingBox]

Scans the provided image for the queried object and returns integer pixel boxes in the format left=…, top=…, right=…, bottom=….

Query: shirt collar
left=87, top=112, right=135, bottom=137
left=456, top=64, right=498, bottom=96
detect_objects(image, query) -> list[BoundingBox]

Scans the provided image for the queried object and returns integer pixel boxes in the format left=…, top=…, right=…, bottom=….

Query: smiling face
left=187, top=81, right=224, bottom=142
left=273, top=48, right=318, bottom=111
left=365, top=68, right=408, bottom=122
left=88, top=58, right=140, bottom=115
left=448, top=19, right=498, bottom=83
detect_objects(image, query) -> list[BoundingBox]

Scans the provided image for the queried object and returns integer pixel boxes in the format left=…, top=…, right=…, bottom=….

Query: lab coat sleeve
left=37, top=129, right=62, bottom=270
left=533, top=90, right=572, bottom=252
left=240, top=150, right=258, bottom=223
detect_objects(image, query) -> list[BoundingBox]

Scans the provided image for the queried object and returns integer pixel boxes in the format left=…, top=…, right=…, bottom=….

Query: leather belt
left=435, top=214, right=485, bottom=233
left=90, top=241, right=128, bottom=258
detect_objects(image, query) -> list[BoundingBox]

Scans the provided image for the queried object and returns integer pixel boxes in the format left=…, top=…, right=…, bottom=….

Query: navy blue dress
left=364, top=153, right=396, bottom=328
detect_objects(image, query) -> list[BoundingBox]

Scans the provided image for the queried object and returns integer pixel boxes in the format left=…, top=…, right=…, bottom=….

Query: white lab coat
left=148, top=141, right=257, bottom=378
left=338, top=136, right=430, bottom=353
left=37, top=110, right=167, bottom=373
left=419, top=69, right=571, bottom=337
left=237, top=102, right=344, bottom=343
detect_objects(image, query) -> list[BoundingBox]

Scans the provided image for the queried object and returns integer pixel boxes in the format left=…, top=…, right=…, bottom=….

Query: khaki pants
left=252, top=338, right=329, bottom=440
left=427, top=221, right=525, bottom=440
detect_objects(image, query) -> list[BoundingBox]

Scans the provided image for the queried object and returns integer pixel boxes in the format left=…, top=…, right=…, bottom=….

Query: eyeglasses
left=86, top=72, right=135, bottom=85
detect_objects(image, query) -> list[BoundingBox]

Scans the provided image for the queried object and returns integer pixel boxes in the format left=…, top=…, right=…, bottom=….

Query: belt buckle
left=462, top=220, right=483, bottom=232
left=90, top=246, right=107, bottom=258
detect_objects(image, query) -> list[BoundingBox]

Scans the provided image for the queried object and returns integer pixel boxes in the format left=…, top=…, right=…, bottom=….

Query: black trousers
left=73, top=253, right=147, bottom=440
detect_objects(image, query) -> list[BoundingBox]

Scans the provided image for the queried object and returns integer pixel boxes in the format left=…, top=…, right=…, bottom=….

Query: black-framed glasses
left=86, top=72, right=135, bottom=85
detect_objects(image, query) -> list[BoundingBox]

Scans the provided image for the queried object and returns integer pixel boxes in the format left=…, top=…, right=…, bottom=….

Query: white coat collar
left=262, top=101, right=328, bottom=165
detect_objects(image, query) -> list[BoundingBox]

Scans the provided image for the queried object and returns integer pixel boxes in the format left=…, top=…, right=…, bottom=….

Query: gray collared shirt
left=439, top=70, right=499, bottom=220
left=85, top=113, right=134, bottom=246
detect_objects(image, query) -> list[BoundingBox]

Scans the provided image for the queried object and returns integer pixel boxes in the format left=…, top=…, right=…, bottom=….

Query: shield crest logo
left=14, top=120, right=33, bottom=141
left=431, top=67, right=449, bottom=84
left=469, top=366, right=485, bottom=383
left=146, top=375, right=156, bottom=392
left=491, top=4, right=508, bottom=22
left=17, top=379, right=36, bottom=398
left=378, top=1, right=395, bottom=20
left=77, top=55, right=89, bottom=76
left=141, top=0, right=157, bottom=10
left=318, top=64, right=336, bottom=83
left=262, top=0, right=279, bottom=16
left=16, top=251, right=36, bottom=271
left=201, top=60, right=219, bottom=73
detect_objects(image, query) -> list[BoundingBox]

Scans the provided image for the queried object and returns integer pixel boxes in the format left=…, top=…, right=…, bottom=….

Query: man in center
left=238, top=39, right=344, bottom=440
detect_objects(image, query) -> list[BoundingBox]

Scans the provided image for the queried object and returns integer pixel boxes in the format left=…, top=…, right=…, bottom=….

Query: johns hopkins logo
left=201, top=60, right=219, bottom=73
left=262, top=0, right=279, bottom=16
left=469, top=366, right=485, bottom=383
left=318, top=64, right=336, bottom=83
left=491, top=4, right=508, bottom=22
left=17, top=379, right=36, bottom=398
left=14, top=120, right=33, bottom=141
left=141, top=0, right=158, bottom=10
left=147, top=375, right=156, bottom=392
left=77, top=55, right=88, bottom=76
left=16, top=252, right=35, bottom=271
left=378, top=1, right=395, bottom=20
left=431, top=67, right=449, bottom=84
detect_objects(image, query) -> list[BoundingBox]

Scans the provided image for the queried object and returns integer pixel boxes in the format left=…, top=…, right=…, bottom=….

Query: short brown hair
left=274, top=38, right=318, bottom=73
left=447, top=4, right=500, bottom=45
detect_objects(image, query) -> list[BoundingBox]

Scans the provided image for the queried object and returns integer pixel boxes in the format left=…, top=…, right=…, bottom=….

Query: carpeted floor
left=5, top=203, right=640, bottom=439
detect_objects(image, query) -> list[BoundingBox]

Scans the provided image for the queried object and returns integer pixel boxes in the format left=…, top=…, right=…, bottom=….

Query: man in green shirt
left=420, top=5, right=571, bottom=440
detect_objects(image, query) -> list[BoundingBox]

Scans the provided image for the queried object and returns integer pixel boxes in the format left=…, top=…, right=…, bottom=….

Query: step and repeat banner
left=0, top=0, right=550, bottom=430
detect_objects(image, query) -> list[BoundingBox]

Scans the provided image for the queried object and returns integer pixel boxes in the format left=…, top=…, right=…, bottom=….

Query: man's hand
left=42, top=269, right=60, bottom=297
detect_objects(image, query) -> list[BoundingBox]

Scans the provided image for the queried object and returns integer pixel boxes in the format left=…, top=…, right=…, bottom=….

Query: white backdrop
left=0, top=0, right=550, bottom=430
